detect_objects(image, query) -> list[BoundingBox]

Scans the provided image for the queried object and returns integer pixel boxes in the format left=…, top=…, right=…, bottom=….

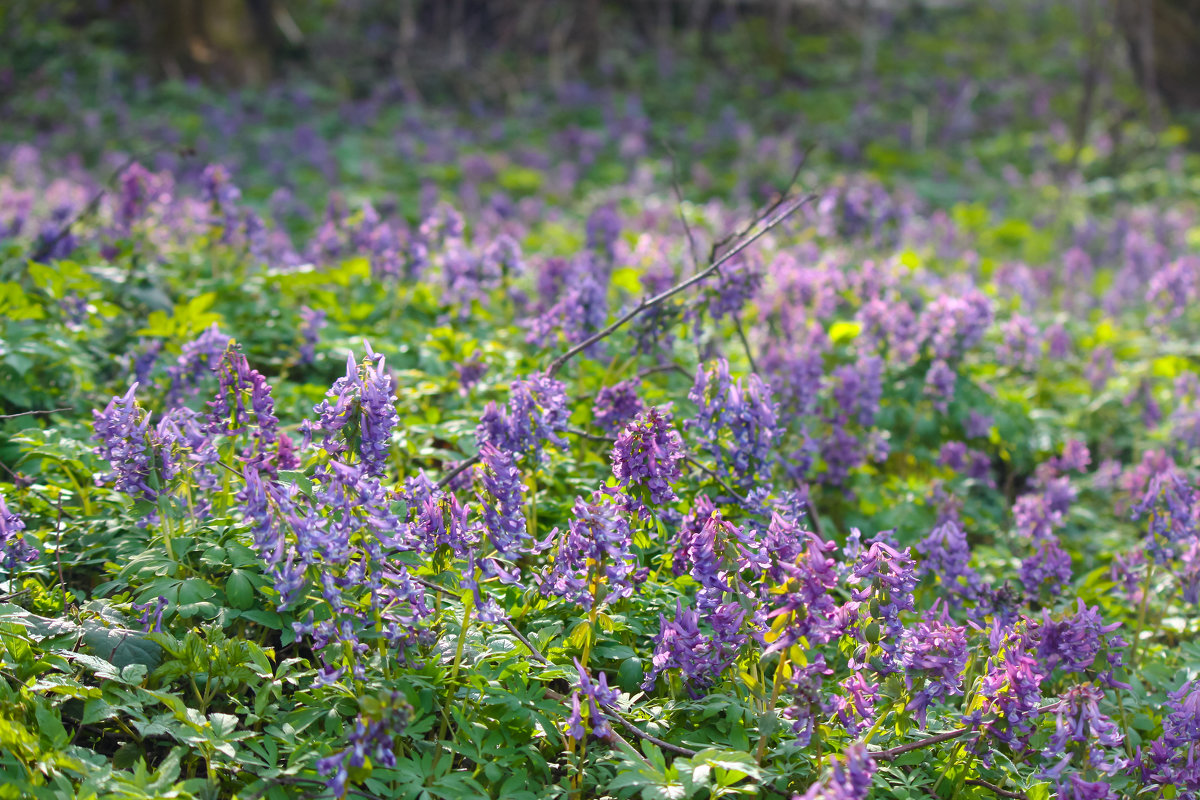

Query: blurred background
left=1, top=1, right=1196, bottom=224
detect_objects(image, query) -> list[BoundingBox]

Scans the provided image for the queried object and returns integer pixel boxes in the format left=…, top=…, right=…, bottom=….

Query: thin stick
left=29, top=154, right=142, bottom=263
left=873, top=726, right=972, bottom=761
left=545, top=194, right=813, bottom=379
left=964, top=779, right=1025, bottom=799
left=437, top=454, right=480, bottom=488
left=0, top=407, right=72, bottom=420
left=637, top=363, right=694, bottom=381
left=55, top=495, right=67, bottom=613
left=683, top=455, right=744, bottom=501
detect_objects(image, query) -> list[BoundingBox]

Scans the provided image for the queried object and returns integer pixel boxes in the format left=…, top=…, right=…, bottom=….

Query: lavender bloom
left=1057, top=439, right=1091, bottom=472
left=92, top=383, right=156, bottom=500
left=782, top=655, right=833, bottom=747
left=298, top=306, right=326, bottom=365
left=1020, top=537, right=1073, bottom=599
left=477, top=373, right=569, bottom=463
left=453, top=359, right=488, bottom=396
left=849, top=539, right=918, bottom=672
left=166, top=325, right=232, bottom=408
left=0, top=492, right=37, bottom=570
left=977, top=625, right=1045, bottom=748
left=527, top=268, right=608, bottom=351
left=592, top=381, right=645, bottom=433
left=795, top=744, right=876, bottom=800
left=916, top=519, right=981, bottom=605
left=568, top=659, right=621, bottom=742
left=707, top=254, right=763, bottom=321
left=899, top=602, right=969, bottom=727
left=1013, top=493, right=1063, bottom=542
left=830, top=355, right=884, bottom=428
left=1132, top=468, right=1198, bottom=561
left=540, top=490, right=641, bottom=610
left=642, top=600, right=746, bottom=694
left=1041, top=683, right=1125, bottom=778
left=131, top=596, right=168, bottom=633
left=924, top=359, right=957, bottom=411
left=831, top=672, right=879, bottom=736
left=208, top=349, right=280, bottom=466
left=132, top=339, right=162, bottom=385
left=688, top=360, right=779, bottom=490
left=318, top=692, right=412, bottom=797
left=611, top=406, right=684, bottom=508
left=1141, top=680, right=1200, bottom=794
left=1030, top=599, right=1125, bottom=677
left=476, top=444, right=528, bottom=559
left=916, top=290, right=993, bottom=360
left=585, top=204, right=620, bottom=265
left=1057, top=776, right=1117, bottom=800
left=310, top=347, right=399, bottom=477
left=765, top=531, right=844, bottom=654
left=965, top=410, right=993, bottom=439
left=996, top=314, right=1042, bottom=371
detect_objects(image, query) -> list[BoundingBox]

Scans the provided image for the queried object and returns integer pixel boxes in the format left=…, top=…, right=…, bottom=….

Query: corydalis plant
left=611, top=405, right=683, bottom=510
left=305, top=344, right=399, bottom=478
left=688, top=359, right=779, bottom=492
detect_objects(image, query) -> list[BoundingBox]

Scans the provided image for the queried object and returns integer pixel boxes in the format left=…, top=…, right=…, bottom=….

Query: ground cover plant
left=2, top=2, right=1200, bottom=799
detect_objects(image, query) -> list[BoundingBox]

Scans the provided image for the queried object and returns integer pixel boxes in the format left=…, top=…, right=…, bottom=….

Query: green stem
left=432, top=594, right=474, bottom=774
left=755, top=649, right=790, bottom=765
left=1130, top=562, right=1156, bottom=670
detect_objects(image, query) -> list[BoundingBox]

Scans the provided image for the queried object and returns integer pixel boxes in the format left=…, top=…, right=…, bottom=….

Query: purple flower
left=318, top=692, right=412, bottom=796
left=310, top=347, right=399, bottom=478
left=642, top=600, right=746, bottom=694
left=453, top=359, right=488, bottom=396
left=1029, top=599, right=1125, bottom=678
left=977, top=625, right=1045, bottom=748
left=165, top=325, right=232, bottom=408
left=476, top=372, right=569, bottom=463
left=1132, top=468, right=1198, bottom=561
left=1141, top=680, right=1200, bottom=794
left=592, top=380, right=646, bottom=433
left=849, top=538, right=918, bottom=672
left=706, top=253, right=763, bottom=321
left=917, top=519, right=981, bottom=605
left=131, top=596, right=168, bottom=633
left=783, top=655, right=833, bottom=746
left=0, top=492, right=37, bottom=570
left=585, top=204, right=620, bottom=265
left=569, top=659, right=621, bottom=741
left=475, top=444, right=528, bottom=559
left=92, top=384, right=156, bottom=501
left=1020, top=537, right=1073, bottom=599
left=831, top=672, right=879, bottom=736
left=996, top=315, right=1042, bottom=370
left=899, top=602, right=969, bottom=727
left=611, top=406, right=684, bottom=508
left=1042, top=682, right=1125, bottom=778
left=965, top=410, right=993, bottom=439
left=688, top=360, right=779, bottom=490
left=924, top=359, right=957, bottom=411
left=540, top=490, right=641, bottom=610
left=795, top=744, right=876, bottom=800
left=1013, top=493, right=1063, bottom=542
left=298, top=306, right=326, bottom=365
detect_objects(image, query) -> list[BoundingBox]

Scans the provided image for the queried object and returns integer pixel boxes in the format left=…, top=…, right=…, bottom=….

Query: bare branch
left=0, top=407, right=72, bottom=420
left=545, top=193, right=813, bottom=379
left=965, top=779, right=1026, bottom=799
left=436, top=454, right=480, bottom=488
